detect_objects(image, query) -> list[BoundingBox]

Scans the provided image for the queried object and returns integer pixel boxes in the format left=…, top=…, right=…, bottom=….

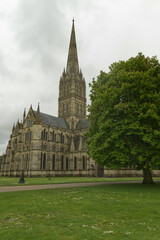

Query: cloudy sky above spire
left=0, top=0, right=160, bottom=154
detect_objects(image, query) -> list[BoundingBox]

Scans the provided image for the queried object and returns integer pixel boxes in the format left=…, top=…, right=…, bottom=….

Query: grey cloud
left=0, top=52, right=12, bottom=79
left=13, top=0, right=67, bottom=72
left=0, top=108, right=20, bottom=154
left=1, top=0, right=160, bottom=155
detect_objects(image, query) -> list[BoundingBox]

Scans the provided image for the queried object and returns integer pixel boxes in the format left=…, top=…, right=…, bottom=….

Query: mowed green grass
left=0, top=183, right=160, bottom=240
left=0, top=176, right=160, bottom=187
left=0, top=176, right=145, bottom=186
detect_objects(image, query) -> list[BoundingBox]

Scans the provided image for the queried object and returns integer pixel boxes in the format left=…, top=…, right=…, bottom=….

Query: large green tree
left=86, top=53, right=160, bottom=184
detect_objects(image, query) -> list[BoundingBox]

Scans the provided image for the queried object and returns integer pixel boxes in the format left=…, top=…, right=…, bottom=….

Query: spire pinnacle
left=35, top=102, right=41, bottom=124
left=66, top=20, right=79, bottom=74
left=12, top=123, right=15, bottom=131
left=23, top=108, right=26, bottom=123
left=37, top=102, right=40, bottom=113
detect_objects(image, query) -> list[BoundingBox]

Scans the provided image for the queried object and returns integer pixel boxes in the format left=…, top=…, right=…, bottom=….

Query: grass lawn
left=0, top=176, right=146, bottom=186
left=0, top=176, right=160, bottom=187
left=0, top=183, right=160, bottom=240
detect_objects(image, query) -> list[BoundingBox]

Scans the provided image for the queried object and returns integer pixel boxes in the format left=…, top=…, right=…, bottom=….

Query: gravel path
left=0, top=181, right=141, bottom=192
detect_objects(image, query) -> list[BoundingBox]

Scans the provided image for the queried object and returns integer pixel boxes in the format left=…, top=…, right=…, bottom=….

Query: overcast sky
left=0, top=0, right=160, bottom=155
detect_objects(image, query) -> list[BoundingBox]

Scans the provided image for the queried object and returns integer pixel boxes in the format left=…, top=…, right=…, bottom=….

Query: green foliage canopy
left=86, top=53, right=160, bottom=174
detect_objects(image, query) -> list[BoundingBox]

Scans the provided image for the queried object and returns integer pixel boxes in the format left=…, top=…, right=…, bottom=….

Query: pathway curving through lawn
left=0, top=180, right=141, bottom=192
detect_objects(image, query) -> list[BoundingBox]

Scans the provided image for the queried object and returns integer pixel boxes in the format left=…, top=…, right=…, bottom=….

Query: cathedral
left=0, top=20, right=100, bottom=177
left=2, top=21, right=158, bottom=178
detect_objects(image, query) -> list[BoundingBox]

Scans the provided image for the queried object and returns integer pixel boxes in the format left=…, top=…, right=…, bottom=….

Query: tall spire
left=23, top=108, right=26, bottom=123
left=35, top=102, right=41, bottom=124
left=58, top=19, right=86, bottom=124
left=66, top=19, right=79, bottom=74
left=37, top=102, right=40, bottom=113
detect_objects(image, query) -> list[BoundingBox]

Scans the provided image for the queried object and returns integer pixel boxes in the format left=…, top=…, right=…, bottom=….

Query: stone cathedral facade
left=0, top=21, right=99, bottom=177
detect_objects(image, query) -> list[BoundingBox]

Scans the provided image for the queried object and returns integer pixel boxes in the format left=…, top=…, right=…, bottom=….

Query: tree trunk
left=142, top=168, right=154, bottom=184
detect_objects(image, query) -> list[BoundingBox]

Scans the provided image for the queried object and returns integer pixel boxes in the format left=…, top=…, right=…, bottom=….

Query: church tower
left=58, top=20, right=86, bottom=129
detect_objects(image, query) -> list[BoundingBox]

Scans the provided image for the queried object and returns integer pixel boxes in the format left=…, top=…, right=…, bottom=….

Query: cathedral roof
left=76, top=119, right=90, bottom=130
left=34, top=111, right=68, bottom=129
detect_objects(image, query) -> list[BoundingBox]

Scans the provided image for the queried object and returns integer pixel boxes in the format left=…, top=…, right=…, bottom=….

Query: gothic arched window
left=52, top=154, right=55, bottom=170
left=82, top=137, right=86, bottom=149
left=66, top=157, right=69, bottom=170
left=41, top=131, right=43, bottom=140
left=82, top=156, right=86, bottom=170
left=60, top=133, right=64, bottom=144
left=61, top=155, right=64, bottom=170
left=40, top=152, right=43, bottom=170
left=43, top=153, right=46, bottom=170
left=40, top=152, right=47, bottom=170
left=46, top=132, right=48, bottom=141
left=52, top=131, right=55, bottom=141
left=74, top=157, right=77, bottom=170
left=43, top=129, right=46, bottom=140
left=61, top=133, right=63, bottom=143
left=26, top=153, right=29, bottom=170
left=41, top=129, right=47, bottom=141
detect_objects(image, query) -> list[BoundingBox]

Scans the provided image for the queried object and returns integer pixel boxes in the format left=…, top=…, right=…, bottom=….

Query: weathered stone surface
left=0, top=20, right=98, bottom=177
